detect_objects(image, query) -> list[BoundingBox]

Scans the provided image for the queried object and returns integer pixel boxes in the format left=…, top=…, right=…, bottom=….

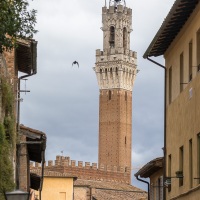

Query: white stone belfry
left=93, top=3, right=137, bottom=91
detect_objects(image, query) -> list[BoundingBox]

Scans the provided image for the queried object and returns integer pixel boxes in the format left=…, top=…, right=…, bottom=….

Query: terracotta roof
left=143, top=0, right=199, bottom=58
left=134, top=157, right=163, bottom=178
left=75, top=179, right=147, bottom=200
left=93, top=190, right=147, bottom=200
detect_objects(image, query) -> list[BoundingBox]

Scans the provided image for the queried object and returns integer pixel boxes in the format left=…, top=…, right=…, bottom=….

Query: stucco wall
left=165, top=2, right=200, bottom=200
left=40, top=177, right=74, bottom=200
left=150, top=169, right=163, bottom=200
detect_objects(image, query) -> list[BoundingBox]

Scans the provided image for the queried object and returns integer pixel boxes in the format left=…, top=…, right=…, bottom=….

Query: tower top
left=109, top=0, right=126, bottom=7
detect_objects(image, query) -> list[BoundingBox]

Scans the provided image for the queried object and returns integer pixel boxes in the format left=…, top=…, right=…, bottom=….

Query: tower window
left=109, top=90, right=111, bottom=100
left=110, top=68, right=113, bottom=79
left=123, top=27, right=127, bottom=50
left=116, top=67, right=118, bottom=75
left=105, top=68, right=108, bottom=78
left=109, top=26, right=115, bottom=47
left=125, top=91, right=127, bottom=101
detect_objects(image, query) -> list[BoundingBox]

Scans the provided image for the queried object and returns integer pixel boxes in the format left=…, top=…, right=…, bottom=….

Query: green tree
left=0, top=0, right=37, bottom=53
left=0, top=78, right=15, bottom=200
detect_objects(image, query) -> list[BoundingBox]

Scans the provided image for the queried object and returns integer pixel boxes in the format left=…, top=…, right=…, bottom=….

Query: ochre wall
left=165, top=2, right=200, bottom=200
left=40, top=177, right=74, bottom=200
left=149, top=169, right=163, bottom=200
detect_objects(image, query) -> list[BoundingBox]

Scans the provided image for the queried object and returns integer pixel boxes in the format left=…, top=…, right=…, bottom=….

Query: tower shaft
left=99, top=89, right=132, bottom=168
left=94, top=4, right=137, bottom=175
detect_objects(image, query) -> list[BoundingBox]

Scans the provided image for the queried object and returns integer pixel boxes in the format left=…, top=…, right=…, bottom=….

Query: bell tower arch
left=94, top=0, right=137, bottom=180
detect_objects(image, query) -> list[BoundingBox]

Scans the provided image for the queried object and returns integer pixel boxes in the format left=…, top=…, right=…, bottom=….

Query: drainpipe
left=135, top=175, right=150, bottom=200
left=39, top=148, right=45, bottom=200
left=146, top=56, right=166, bottom=200
left=16, top=40, right=37, bottom=191
left=16, top=71, right=37, bottom=191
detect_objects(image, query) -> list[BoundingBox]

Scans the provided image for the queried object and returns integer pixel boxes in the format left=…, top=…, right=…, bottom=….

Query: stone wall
left=31, top=155, right=131, bottom=184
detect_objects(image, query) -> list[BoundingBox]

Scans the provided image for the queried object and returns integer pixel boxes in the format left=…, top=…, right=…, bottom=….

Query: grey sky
left=20, top=0, right=175, bottom=189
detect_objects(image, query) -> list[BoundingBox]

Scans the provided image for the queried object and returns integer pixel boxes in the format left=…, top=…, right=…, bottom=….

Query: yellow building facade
left=32, top=171, right=77, bottom=200
left=144, top=0, right=200, bottom=199
left=42, top=177, right=74, bottom=200
left=165, top=2, right=200, bottom=198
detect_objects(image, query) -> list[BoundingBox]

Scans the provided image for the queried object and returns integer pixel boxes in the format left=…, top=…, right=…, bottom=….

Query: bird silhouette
left=72, top=61, right=79, bottom=68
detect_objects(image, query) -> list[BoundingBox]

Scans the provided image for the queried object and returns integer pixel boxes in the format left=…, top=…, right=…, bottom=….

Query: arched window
left=110, top=68, right=113, bottom=79
left=123, top=27, right=127, bottom=49
left=109, top=26, right=115, bottom=47
left=116, top=67, right=118, bottom=75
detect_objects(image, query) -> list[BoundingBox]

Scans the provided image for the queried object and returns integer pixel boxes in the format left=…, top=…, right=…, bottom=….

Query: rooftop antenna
left=20, top=79, right=30, bottom=95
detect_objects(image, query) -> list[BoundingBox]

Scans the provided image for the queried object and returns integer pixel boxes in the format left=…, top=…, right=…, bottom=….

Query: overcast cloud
left=20, top=0, right=175, bottom=189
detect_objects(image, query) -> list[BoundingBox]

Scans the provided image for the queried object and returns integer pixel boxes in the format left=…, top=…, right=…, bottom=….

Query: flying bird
left=72, top=61, right=79, bottom=68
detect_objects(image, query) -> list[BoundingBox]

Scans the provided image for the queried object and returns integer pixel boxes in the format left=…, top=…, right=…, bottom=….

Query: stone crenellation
left=95, top=49, right=137, bottom=63
left=30, top=155, right=131, bottom=184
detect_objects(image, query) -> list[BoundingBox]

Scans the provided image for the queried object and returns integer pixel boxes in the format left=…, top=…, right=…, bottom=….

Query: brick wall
left=18, top=135, right=29, bottom=191
left=31, top=155, right=131, bottom=184
left=99, top=89, right=132, bottom=179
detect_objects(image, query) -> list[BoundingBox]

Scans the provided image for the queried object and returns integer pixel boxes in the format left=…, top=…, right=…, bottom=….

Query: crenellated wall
left=30, top=155, right=131, bottom=184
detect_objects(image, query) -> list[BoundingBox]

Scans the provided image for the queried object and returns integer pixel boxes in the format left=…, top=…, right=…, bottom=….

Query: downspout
left=39, top=148, right=45, bottom=200
left=135, top=175, right=150, bottom=200
left=16, top=40, right=37, bottom=190
left=146, top=56, right=167, bottom=200
left=16, top=73, right=36, bottom=191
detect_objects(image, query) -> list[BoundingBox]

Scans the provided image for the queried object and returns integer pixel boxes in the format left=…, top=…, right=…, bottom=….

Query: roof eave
left=143, top=0, right=199, bottom=58
left=134, top=157, right=163, bottom=178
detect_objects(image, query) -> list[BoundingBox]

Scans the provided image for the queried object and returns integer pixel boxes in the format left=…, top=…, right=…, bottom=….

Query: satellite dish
left=109, top=0, right=126, bottom=7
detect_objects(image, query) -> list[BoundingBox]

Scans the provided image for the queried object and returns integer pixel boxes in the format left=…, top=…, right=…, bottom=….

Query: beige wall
left=149, top=169, right=163, bottom=200
left=40, top=177, right=74, bottom=200
left=165, top=2, right=200, bottom=200
left=165, top=3, right=200, bottom=105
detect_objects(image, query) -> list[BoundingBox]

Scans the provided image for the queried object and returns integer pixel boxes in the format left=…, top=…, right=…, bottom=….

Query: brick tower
left=94, top=0, right=137, bottom=176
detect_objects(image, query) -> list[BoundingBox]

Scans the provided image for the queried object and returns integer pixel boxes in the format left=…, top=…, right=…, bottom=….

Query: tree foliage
left=0, top=78, right=15, bottom=199
left=0, top=0, right=37, bottom=53
left=0, top=124, right=15, bottom=200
